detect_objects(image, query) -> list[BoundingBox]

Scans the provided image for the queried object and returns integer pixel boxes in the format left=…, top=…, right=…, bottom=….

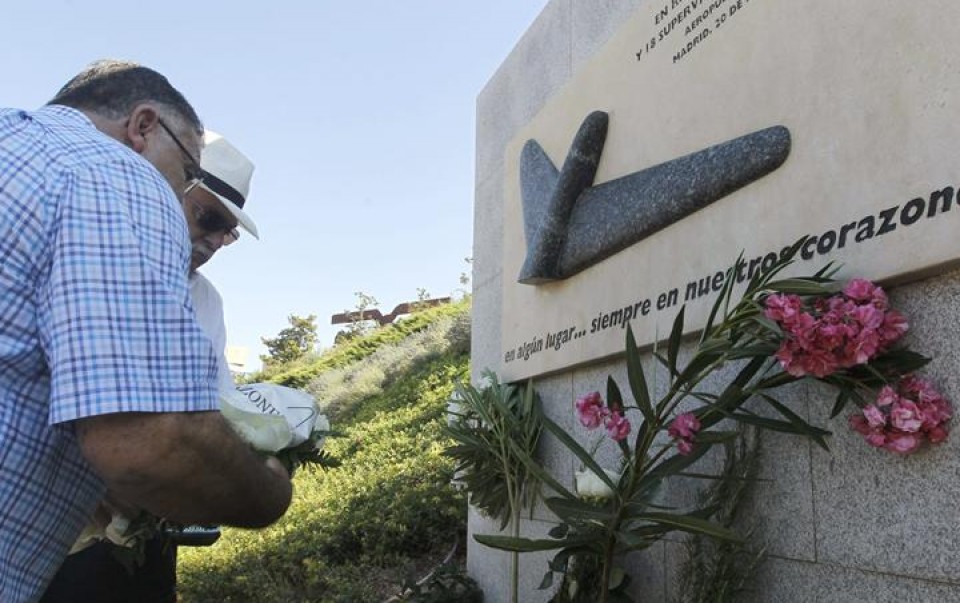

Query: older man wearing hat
left=42, top=132, right=260, bottom=603
left=184, top=131, right=259, bottom=390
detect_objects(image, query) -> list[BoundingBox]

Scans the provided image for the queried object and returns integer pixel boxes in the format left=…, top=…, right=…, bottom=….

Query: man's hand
left=76, top=411, right=292, bottom=528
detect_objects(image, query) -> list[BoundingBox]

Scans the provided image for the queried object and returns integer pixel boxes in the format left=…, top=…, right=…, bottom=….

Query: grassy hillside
left=178, top=301, right=473, bottom=602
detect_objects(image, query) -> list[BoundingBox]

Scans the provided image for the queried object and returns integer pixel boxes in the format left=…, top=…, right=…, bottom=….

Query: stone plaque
left=500, top=0, right=960, bottom=381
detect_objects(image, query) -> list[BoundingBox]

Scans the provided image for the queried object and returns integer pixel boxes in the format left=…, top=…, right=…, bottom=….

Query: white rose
left=574, top=468, right=620, bottom=499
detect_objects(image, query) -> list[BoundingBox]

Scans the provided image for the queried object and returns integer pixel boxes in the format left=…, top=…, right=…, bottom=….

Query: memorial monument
left=471, top=1, right=960, bottom=600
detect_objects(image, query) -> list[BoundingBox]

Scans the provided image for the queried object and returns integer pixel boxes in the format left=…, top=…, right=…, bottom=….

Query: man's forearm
left=76, top=411, right=292, bottom=528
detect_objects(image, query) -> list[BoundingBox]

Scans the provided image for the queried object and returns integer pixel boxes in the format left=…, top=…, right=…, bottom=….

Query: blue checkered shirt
left=0, top=106, right=219, bottom=602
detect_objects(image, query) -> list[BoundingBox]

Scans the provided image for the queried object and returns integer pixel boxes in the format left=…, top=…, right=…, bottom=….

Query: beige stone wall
left=471, top=1, right=960, bottom=601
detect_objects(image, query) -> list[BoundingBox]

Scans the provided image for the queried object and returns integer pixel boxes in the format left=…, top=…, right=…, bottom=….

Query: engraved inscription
left=635, top=0, right=756, bottom=64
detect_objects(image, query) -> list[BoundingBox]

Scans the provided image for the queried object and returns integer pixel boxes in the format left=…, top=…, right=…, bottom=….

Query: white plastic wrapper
left=220, top=383, right=329, bottom=453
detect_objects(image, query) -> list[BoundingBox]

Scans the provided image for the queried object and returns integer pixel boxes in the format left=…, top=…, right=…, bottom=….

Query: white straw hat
left=199, top=131, right=259, bottom=239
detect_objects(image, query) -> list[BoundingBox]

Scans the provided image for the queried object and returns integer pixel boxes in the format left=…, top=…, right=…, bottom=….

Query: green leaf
left=750, top=315, right=783, bottom=336
left=755, top=371, right=799, bottom=390
left=547, top=549, right=570, bottom=572
left=545, top=497, right=617, bottom=523
left=831, top=389, right=850, bottom=419
left=640, top=444, right=715, bottom=485
left=732, top=356, right=769, bottom=389
left=502, top=435, right=577, bottom=501
left=870, top=349, right=931, bottom=374
left=626, top=325, right=654, bottom=425
left=758, top=394, right=832, bottom=450
left=540, top=415, right=618, bottom=494
left=752, top=238, right=804, bottom=290
left=729, top=413, right=830, bottom=450
left=667, top=307, right=686, bottom=377
left=636, top=512, right=744, bottom=542
left=606, top=376, right=624, bottom=413
left=548, top=523, right=570, bottom=539
left=614, top=529, right=656, bottom=549
left=473, top=534, right=595, bottom=553
left=701, top=257, right=740, bottom=344
left=764, top=278, right=833, bottom=295
left=677, top=338, right=730, bottom=385
left=538, top=570, right=553, bottom=590
left=726, top=343, right=780, bottom=360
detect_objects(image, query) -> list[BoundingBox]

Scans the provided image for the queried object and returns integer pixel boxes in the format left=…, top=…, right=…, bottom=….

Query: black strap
left=201, top=171, right=245, bottom=208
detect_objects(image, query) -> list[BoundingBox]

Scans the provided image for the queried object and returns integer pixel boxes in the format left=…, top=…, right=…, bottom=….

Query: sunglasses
left=157, top=117, right=205, bottom=194
left=187, top=196, right=240, bottom=246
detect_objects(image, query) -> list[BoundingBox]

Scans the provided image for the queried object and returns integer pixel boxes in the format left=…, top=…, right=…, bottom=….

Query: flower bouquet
left=473, top=241, right=947, bottom=602
left=95, top=383, right=336, bottom=571
left=220, top=382, right=336, bottom=475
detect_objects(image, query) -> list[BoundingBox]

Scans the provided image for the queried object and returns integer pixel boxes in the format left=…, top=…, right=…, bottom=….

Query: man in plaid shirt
left=0, top=60, right=292, bottom=602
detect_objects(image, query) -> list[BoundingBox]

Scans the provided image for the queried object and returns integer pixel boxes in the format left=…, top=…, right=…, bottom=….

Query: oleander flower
left=765, top=280, right=908, bottom=379
left=889, top=400, right=923, bottom=433
left=848, top=375, right=951, bottom=454
left=668, top=412, right=701, bottom=456
left=605, top=411, right=632, bottom=442
left=575, top=391, right=608, bottom=429
left=668, top=412, right=701, bottom=440
left=676, top=439, right=695, bottom=456
left=863, top=405, right=886, bottom=429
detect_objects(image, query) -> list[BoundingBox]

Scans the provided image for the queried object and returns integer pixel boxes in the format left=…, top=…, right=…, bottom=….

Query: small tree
left=454, top=257, right=473, bottom=300
left=260, top=314, right=318, bottom=367
left=344, top=291, right=380, bottom=338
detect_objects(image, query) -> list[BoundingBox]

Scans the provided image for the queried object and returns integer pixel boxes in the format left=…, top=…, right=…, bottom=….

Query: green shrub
left=249, top=299, right=470, bottom=388
left=178, top=339, right=471, bottom=602
left=307, top=311, right=470, bottom=423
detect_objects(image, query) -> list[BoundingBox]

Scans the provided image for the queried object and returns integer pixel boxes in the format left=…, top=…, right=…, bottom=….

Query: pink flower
left=862, top=405, right=886, bottom=429
left=604, top=411, right=631, bottom=442
left=889, top=400, right=923, bottom=433
left=848, top=414, right=871, bottom=435
left=800, top=348, right=841, bottom=378
left=879, top=310, right=908, bottom=344
left=876, top=386, right=898, bottom=407
left=884, top=433, right=921, bottom=454
left=930, top=398, right=952, bottom=422
left=668, top=412, right=701, bottom=440
left=575, top=391, right=608, bottom=429
left=768, top=280, right=905, bottom=379
left=850, top=303, right=884, bottom=331
left=845, top=329, right=881, bottom=366
left=786, top=313, right=818, bottom=347
left=927, top=425, right=949, bottom=444
left=900, top=375, right=938, bottom=404
left=668, top=412, right=701, bottom=456
left=676, top=439, right=694, bottom=456
left=843, top=279, right=886, bottom=306
left=764, top=294, right=803, bottom=325
left=848, top=376, right=951, bottom=454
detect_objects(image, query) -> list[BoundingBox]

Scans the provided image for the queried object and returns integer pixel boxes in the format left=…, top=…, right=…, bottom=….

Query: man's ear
left=124, top=104, right=161, bottom=154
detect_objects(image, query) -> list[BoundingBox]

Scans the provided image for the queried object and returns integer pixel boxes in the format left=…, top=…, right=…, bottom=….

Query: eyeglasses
left=187, top=196, right=240, bottom=246
left=157, top=117, right=205, bottom=194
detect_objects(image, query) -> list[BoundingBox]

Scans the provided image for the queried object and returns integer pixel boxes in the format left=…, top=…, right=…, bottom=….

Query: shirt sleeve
left=38, top=159, right=220, bottom=424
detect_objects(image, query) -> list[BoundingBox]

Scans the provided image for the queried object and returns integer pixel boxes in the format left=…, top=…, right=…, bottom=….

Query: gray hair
left=49, top=59, right=202, bottom=133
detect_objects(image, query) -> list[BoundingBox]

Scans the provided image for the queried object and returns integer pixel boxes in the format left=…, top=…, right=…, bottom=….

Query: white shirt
left=190, top=272, right=235, bottom=391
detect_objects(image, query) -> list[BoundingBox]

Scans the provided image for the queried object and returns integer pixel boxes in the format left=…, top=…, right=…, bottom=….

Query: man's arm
left=75, top=410, right=292, bottom=528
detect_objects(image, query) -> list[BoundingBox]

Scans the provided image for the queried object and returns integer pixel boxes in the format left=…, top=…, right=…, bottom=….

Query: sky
left=3, top=1, right=549, bottom=370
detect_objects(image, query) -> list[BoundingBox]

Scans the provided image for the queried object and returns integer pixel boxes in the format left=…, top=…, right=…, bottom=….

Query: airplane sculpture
left=517, top=111, right=791, bottom=284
